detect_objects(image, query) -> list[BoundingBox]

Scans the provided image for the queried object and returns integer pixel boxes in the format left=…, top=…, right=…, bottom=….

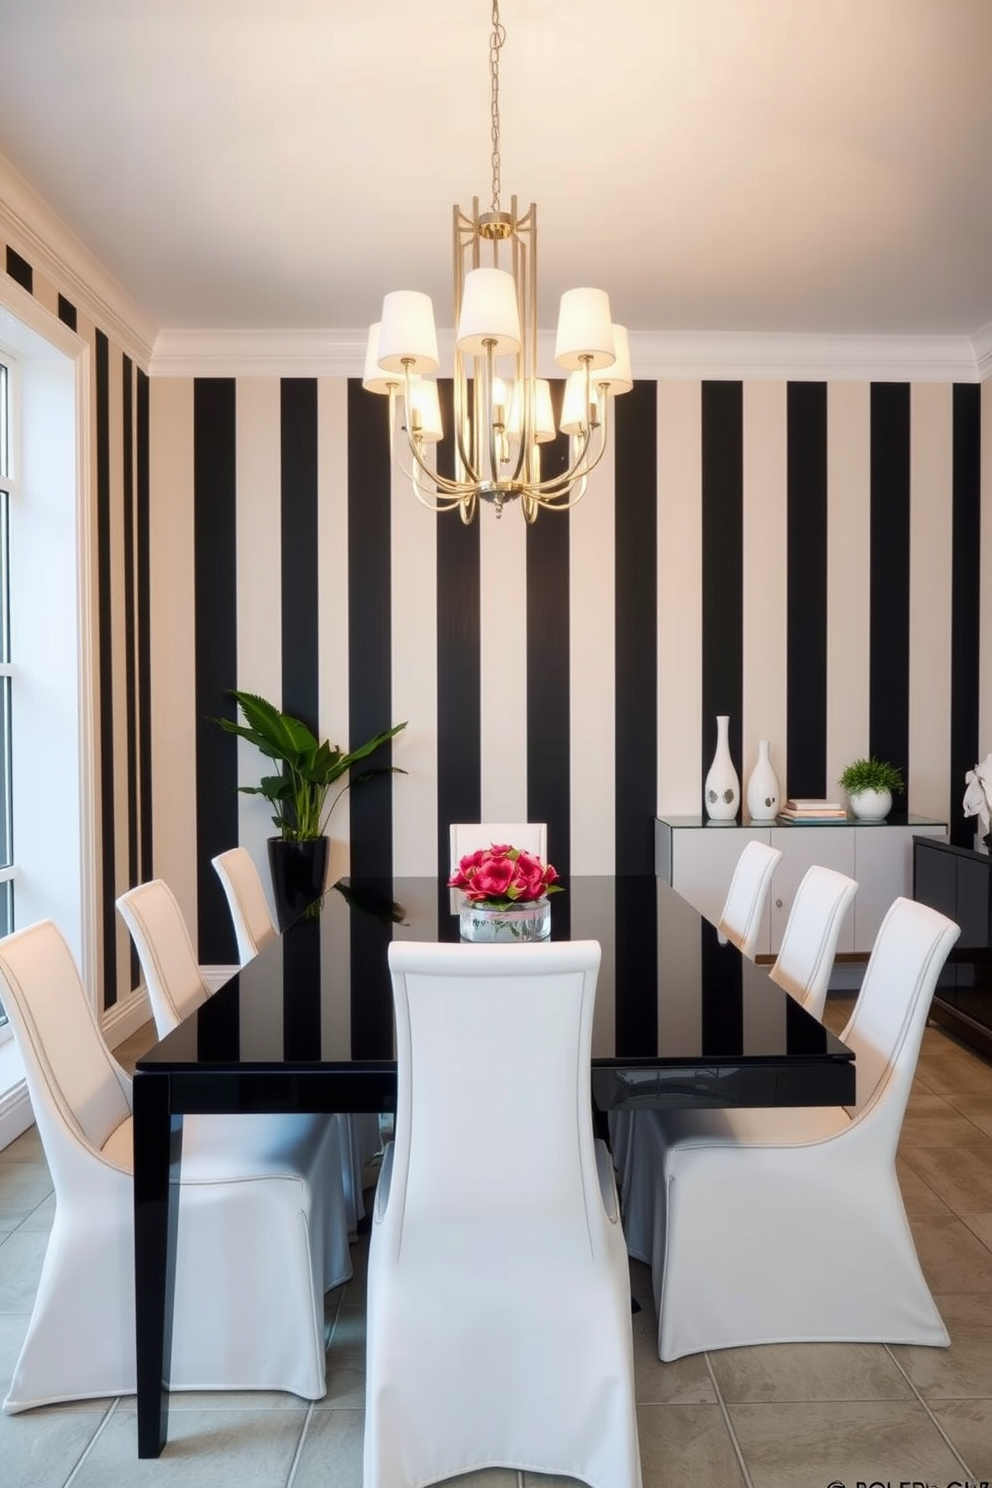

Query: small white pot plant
left=839, top=756, right=905, bottom=822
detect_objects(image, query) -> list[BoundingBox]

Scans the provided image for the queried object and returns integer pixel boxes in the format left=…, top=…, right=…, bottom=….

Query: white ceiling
left=0, top=0, right=991, bottom=346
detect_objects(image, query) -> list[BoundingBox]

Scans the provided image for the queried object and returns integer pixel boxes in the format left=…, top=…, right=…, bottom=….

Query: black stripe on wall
left=950, top=383, right=982, bottom=848
left=435, top=378, right=481, bottom=881
left=95, top=332, right=116, bottom=1006
left=281, top=381, right=320, bottom=725
left=701, top=382, right=744, bottom=812
left=786, top=382, right=828, bottom=799
left=121, top=357, right=139, bottom=984
left=194, top=379, right=238, bottom=962
left=868, top=383, right=911, bottom=809
left=5, top=247, right=32, bottom=293
left=57, top=294, right=77, bottom=331
left=347, top=379, right=395, bottom=879
left=136, top=369, right=153, bottom=880
left=527, top=412, right=571, bottom=887
left=614, top=380, right=658, bottom=873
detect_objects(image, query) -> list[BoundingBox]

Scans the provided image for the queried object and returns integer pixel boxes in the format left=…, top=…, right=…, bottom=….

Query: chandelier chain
left=489, top=0, right=505, bottom=215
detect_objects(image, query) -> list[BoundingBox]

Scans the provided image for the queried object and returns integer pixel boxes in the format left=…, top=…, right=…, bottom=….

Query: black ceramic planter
left=267, top=837, right=329, bottom=931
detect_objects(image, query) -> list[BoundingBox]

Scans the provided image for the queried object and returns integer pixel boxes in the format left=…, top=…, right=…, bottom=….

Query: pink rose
left=488, top=843, right=513, bottom=856
left=469, top=857, right=515, bottom=899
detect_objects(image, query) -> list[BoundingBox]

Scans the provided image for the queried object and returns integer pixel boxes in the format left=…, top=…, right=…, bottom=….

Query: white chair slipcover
left=0, top=919, right=352, bottom=1412
left=449, top=821, right=548, bottom=874
left=621, top=897, right=959, bottom=1360
left=364, top=939, right=641, bottom=1488
left=120, top=872, right=379, bottom=1233
left=717, top=838, right=783, bottom=958
left=769, top=863, right=859, bottom=1022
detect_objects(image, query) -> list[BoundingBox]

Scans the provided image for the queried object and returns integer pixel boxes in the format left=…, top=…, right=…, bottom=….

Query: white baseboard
left=0, top=1038, right=32, bottom=1149
left=100, top=986, right=153, bottom=1050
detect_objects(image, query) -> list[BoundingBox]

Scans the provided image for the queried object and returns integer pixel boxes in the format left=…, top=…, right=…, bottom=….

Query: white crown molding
left=0, top=152, right=157, bottom=365
left=972, top=318, right=992, bottom=382
left=151, top=324, right=984, bottom=383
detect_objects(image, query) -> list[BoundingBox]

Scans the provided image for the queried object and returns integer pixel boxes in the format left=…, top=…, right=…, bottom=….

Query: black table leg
left=133, top=1072, right=182, bottom=1457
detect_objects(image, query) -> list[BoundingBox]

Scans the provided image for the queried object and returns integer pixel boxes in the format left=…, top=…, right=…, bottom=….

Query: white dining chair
left=0, top=919, right=353, bottom=1412
left=364, top=939, right=641, bottom=1488
left=769, top=863, right=859, bottom=1022
left=717, top=838, right=783, bottom=958
left=116, top=878, right=211, bottom=1038
left=211, top=845, right=277, bottom=965
left=620, top=897, right=959, bottom=1360
left=449, top=821, right=548, bottom=874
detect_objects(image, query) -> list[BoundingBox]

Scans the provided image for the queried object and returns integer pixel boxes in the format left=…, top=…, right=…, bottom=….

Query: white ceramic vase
left=746, top=739, right=780, bottom=822
left=704, top=715, right=740, bottom=821
left=848, top=787, right=892, bottom=822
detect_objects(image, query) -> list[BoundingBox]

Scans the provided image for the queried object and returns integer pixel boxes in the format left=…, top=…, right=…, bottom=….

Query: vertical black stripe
left=121, top=358, right=139, bottom=984
left=614, top=380, right=657, bottom=873
left=136, top=369, right=153, bottom=880
left=701, top=382, right=744, bottom=812
left=527, top=408, right=571, bottom=884
left=281, top=380, right=320, bottom=725
left=5, top=247, right=32, bottom=293
left=950, top=383, right=982, bottom=847
left=869, top=383, right=911, bottom=809
left=95, top=332, right=117, bottom=1007
left=786, top=382, right=828, bottom=798
left=435, top=378, right=481, bottom=883
left=347, top=380, right=395, bottom=878
left=57, top=294, right=77, bottom=331
left=194, top=379, right=238, bottom=962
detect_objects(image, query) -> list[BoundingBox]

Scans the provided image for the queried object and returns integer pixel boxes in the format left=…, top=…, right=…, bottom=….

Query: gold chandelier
left=362, top=0, right=632, bottom=523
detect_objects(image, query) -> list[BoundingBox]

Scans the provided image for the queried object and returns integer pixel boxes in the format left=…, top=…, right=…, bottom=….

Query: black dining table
left=133, top=873, right=855, bottom=1457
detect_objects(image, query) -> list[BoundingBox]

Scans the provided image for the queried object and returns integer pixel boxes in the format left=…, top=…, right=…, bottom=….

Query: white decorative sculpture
left=963, top=753, right=992, bottom=841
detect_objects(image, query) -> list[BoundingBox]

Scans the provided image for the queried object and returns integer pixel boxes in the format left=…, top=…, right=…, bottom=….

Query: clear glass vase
left=459, top=897, right=551, bottom=943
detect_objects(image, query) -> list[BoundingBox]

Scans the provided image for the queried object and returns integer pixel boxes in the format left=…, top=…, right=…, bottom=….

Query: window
left=0, top=355, right=13, bottom=1026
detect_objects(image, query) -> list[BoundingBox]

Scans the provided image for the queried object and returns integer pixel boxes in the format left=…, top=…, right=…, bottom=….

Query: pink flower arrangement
left=448, top=843, right=562, bottom=910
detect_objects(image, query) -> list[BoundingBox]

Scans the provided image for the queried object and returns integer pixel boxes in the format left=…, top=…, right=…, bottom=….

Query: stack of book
left=778, top=798, right=848, bottom=822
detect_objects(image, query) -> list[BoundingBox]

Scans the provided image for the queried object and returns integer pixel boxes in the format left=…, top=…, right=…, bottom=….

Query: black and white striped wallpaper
left=3, top=238, right=153, bottom=1008
left=172, top=372, right=986, bottom=959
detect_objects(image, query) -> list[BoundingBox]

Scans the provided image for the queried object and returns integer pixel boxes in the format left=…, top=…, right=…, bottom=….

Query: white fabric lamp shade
left=456, top=267, right=522, bottom=356
left=560, top=369, right=599, bottom=436
left=407, top=377, right=443, bottom=442
left=363, top=323, right=403, bottom=395
left=593, top=324, right=634, bottom=395
left=506, top=378, right=555, bottom=442
left=377, top=290, right=440, bottom=374
left=554, top=287, right=615, bottom=370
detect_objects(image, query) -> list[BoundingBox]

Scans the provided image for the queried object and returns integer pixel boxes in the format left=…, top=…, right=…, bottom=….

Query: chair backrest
left=0, top=921, right=131, bottom=1179
left=386, top=939, right=602, bottom=1255
left=449, top=822, right=549, bottom=875
left=717, top=840, right=783, bottom=958
left=211, top=847, right=277, bottom=967
left=769, top=864, right=858, bottom=1021
left=116, top=879, right=210, bottom=1037
left=842, top=896, right=958, bottom=1148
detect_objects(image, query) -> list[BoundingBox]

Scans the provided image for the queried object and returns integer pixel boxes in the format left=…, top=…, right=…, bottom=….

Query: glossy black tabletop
left=137, top=875, right=854, bottom=1112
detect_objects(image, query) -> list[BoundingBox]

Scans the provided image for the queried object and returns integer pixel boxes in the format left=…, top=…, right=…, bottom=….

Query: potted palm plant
left=216, top=690, right=406, bottom=926
left=838, top=756, right=905, bottom=822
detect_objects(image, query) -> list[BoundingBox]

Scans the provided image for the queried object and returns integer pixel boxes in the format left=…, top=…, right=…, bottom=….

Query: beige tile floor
left=1, top=1000, right=991, bottom=1488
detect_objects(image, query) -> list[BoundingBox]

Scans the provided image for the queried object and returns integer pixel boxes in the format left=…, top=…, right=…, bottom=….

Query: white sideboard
left=655, top=814, right=948, bottom=957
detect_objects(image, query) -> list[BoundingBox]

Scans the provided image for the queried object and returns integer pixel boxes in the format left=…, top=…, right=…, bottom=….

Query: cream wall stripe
left=318, top=378, right=352, bottom=882
left=570, top=449, right=616, bottom=872
left=148, top=377, right=197, bottom=932
left=657, top=380, right=702, bottom=814
left=742, top=381, right=788, bottom=797
left=826, top=382, right=871, bottom=796
left=391, top=418, right=438, bottom=876
left=234, top=378, right=282, bottom=906
left=909, top=383, right=953, bottom=820
left=479, top=486, right=528, bottom=827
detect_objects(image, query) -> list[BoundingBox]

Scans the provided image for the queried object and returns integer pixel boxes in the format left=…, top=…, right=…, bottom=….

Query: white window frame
left=0, top=279, right=96, bottom=1124
left=0, top=352, right=14, bottom=1039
